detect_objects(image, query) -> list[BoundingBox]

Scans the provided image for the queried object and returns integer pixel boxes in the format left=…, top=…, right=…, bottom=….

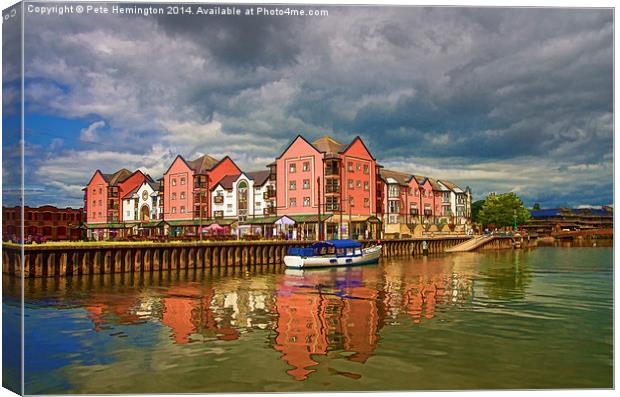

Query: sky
left=2, top=3, right=614, bottom=208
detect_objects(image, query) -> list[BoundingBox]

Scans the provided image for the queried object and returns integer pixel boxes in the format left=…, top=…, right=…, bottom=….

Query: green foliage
left=532, top=203, right=541, bottom=210
left=476, top=193, right=530, bottom=228
left=471, top=199, right=486, bottom=222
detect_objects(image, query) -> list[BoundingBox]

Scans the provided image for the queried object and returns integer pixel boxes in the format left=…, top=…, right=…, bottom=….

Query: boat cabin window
left=355, top=248, right=362, bottom=255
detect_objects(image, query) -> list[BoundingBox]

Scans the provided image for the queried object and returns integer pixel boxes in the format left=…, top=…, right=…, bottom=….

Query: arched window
left=237, top=180, right=248, bottom=213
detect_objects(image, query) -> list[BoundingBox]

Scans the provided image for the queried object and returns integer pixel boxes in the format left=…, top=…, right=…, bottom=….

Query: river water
left=3, top=246, right=613, bottom=393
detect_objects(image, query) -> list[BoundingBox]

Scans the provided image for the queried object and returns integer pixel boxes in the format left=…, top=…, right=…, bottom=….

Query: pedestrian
left=422, top=240, right=428, bottom=256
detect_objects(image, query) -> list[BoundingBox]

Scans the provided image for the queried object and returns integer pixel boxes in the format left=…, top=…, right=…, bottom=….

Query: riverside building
left=81, top=135, right=472, bottom=240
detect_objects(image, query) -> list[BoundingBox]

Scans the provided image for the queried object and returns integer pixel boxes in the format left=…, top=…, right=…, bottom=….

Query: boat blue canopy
left=312, top=239, right=362, bottom=249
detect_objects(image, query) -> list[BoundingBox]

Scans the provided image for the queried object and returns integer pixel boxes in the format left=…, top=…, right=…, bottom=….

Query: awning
left=243, top=216, right=282, bottom=225
left=289, top=214, right=333, bottom=223
left=83, top=223, right=131, bottom=229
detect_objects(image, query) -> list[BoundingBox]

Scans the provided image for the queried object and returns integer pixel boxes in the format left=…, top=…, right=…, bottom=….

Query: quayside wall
left=1, top=236, right=494, bottom=278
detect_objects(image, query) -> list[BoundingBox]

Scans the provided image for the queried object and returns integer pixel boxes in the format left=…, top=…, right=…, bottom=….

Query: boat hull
left=284, top=245, right=382, bottom=269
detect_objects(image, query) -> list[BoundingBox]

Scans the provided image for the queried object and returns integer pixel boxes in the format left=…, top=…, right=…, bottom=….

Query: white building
left=437, top=179, right=471, bottom=225
left=122, top=179, right=162, bottom=223
left=211, top=170, right=276, bottom=221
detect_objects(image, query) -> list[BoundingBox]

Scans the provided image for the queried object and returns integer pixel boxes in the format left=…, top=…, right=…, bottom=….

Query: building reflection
left=273, top=260, right=475, bottom=381
left=81, top=278, right=278, bottom=344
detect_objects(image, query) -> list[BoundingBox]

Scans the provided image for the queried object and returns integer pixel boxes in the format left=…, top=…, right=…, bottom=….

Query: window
left=289, top=163, right=296, bottom=173
left=289, top=180, right=296, bottom=190
left=348, top=180, right=354, bottom=189
left=356, top=163, right=361, bottom=171
left=415, top=189, right=419, bottom=196
left=364, top=198, right=370, bottom=208
left=126, top=211, right=130, bottom=217
left=99, top=188, right=102, bottom=194
left=98, top=200, right=102, bottom=206
left=326, top=196, right=340, bottom=211
left=389, top=201, right=399, bottom=214
left=410, top=204, right=418, bottom=215
left=214, top=210, right=224, bottom=218
left=363, top=164, right=369, bottom=174
left=172, top=192, right=177, bottom=200
left=303, top=197, right=311, bottom=207
left=348, top=162, right=354, bottom=172
left=388, top=185, right=399, bottom=198
left=303, top=161, right=310, bottom=172
left=356, top=180, right=361, bottom=188
left=171, top=207, right=176, bottom=214
left=256, top=202, right=262, bottom=207
left=180, top=177, right=185, bottom=185
left=227, top=204, right=233, bottom=209
left=364, top=181, right=369, bottom=190
left=172, top=178, right=177, bottom=186
left=180, top=192, right=185, bottom=199
left=92, top=200, right=96, bottom=206
left=303, top=179, right=310, bottom=189
left=180, top=206, right=185, bottom=214
left=289, top=198, right=297, bottom=207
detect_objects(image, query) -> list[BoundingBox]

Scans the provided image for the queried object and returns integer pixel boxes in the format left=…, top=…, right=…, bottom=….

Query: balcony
left=263, top=207, right=276, bottom=215
left=263, top=190, right=276, bottom=199
left=214, top=196, right=224, bottom=204
left=325, top=184, right=340, bottom=194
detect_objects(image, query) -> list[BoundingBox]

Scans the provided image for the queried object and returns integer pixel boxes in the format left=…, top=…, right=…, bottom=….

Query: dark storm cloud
left=22, top=5, right=613, bottom=207
left=155, top=10, right=304, bottom=68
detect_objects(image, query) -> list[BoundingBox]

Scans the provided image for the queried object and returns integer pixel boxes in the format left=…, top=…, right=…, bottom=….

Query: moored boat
left=284, top=239, right=382, bottom=269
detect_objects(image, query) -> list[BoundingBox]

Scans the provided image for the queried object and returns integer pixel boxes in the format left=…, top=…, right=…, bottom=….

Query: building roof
left=379, top=169, right=412, bottom=185
left=412, top=175, right=430, bottom=186
left=147, top=180, right=159, bottom=191
left=214, top=174, right=241, bottom=190
left=438, top=179, right=464, bottom=193
left=101, top=168, right=132, bottom=185
left=246, top=170, right=270, bottom=186
left=187, top=154, right=219, bottom=174
left=427, top=177, right=445, bottom=191
left=122, top=186, right=140, bottom=199
left=428, top=178, right=450, bottom=192
left=312, top=135, right=345, bottom=154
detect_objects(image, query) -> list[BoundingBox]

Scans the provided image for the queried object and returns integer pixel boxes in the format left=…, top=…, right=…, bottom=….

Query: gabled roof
left=276, top=135, right=321, bottom=159
left=312, top=135, right=345, bottom=154
left=102, top=168, right=132, bottom=185
left=187, top=154, right=219, bottom=174
left=439, top=179, right=464, bottom=193
left=339, top=136, right=376, bottom=161
left=147, top=180, right=160, bottom=191
left=246, top=170, right=270, bottom=186
left=122, top=186, right=140, bottom=199
left=212, top=174, right=241, bottom=191
left=428, top=177, right=444, bottom=191
left=412, top=175, right=430, bottom=186
left=379, top=169, right=412, bottom=185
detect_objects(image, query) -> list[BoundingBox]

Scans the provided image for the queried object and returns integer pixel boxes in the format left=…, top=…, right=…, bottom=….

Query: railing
left=214, top=196, right=224, bottom=204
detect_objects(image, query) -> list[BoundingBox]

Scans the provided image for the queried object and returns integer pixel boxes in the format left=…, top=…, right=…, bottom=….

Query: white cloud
left=79, top=121, right=106, bottom=142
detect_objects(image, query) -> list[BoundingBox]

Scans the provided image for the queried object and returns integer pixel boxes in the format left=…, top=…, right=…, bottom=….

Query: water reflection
left=8, top=247, right=613, bottom=392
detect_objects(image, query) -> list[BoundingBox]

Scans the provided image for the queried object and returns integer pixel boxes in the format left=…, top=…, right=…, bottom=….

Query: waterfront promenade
left=0, top=235, right=528, bottom=278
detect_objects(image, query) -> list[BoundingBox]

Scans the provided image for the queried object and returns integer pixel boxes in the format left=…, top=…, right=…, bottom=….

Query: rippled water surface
left=3, top=246, right=613, bottom=393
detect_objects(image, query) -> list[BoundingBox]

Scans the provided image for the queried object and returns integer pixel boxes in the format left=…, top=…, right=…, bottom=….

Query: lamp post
left=348, top=195, right=353, bottom=239
left=513, top=208, right=517, bottom=231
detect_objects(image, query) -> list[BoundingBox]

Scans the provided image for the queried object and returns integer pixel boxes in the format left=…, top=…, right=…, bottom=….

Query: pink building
left=162, top=154, right=241, bottom=235
left=83, top=168, right=149, bottom=239
left=273, top=135, right=380, bottom=240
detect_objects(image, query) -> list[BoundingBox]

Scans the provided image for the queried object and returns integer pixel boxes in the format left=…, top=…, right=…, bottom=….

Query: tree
left=476, top=193, right=530, bottom=228
left=471, top=199, right=486, bottom=222
left=532, top=203, right=541, bottom=210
